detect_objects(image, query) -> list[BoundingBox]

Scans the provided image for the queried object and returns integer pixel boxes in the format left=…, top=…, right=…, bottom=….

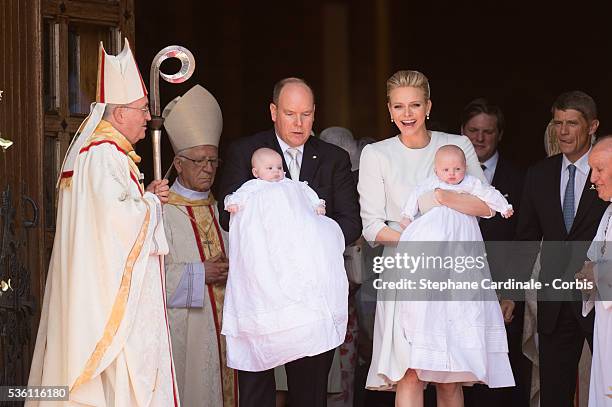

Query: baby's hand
left=502, top=208, right=514, bottom=218
left=226, top=204, right=240, bottom=213
left=315, top=205, right=326, bottom=215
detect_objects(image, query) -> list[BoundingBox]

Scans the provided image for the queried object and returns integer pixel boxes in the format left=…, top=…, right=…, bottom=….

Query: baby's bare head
left=434, top=145, right=467, bottom=185
left=251, top=148, right=285, bottom=182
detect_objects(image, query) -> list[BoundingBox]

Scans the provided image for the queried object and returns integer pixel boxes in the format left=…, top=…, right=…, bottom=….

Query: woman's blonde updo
left=386, top=70, right=430, bottom=101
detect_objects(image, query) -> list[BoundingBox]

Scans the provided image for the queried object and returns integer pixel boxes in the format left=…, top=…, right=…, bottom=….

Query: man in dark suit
left=515, top=91, right=608, bottom=406
left=461, top=98, right=524, bottom=242
left=460, top=98, right=530, bottom=407
left=217, top=77, right=361, bottom=407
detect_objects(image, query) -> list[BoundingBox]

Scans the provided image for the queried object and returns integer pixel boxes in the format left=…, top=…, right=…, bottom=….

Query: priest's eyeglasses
left=179, top=155, right=221, bottom=168
left=119, top=104, right=150, bottom=113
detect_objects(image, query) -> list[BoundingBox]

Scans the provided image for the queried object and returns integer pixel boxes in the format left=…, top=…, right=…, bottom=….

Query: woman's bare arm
left=434, top=189, right=493, bottom=217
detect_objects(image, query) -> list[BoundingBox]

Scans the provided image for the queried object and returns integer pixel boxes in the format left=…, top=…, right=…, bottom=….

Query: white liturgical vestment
left=27, top=121, right=178, bottom=407
left=584, top=203, right=612, bottom=406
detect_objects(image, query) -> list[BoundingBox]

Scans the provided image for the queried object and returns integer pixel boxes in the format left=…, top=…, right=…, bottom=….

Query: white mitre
left=96, top=38, right=147, bottom=104
left=59, top=38, right=147, bottom=183
left=162, top=84, right=223, bottom=153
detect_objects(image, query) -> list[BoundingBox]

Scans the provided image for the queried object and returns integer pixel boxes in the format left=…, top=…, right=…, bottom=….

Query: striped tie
left=562, top=164, right=576, bottom=232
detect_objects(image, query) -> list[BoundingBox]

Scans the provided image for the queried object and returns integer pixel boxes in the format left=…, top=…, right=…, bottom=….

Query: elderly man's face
left=270, top=83, right=315, bottom=148
left=462, top=113, right=502, bottom=162
left=175, top=145, right=219, bottom=192
left=117, top=96, right=151, bottom=145
left=589, top=139, right=612, bottom=201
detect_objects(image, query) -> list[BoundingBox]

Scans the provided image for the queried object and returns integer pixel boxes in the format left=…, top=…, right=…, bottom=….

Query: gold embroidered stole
left=168, top=191, right=237, bottom=407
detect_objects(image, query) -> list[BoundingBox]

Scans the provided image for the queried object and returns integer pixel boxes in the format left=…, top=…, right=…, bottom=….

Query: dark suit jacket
left=479, top=155, right=525, bottom=286
left=217, top=129, right=362, bottom=245
left=479, top=155, right=525, bottom=241
left=514, top=153, right=608, bottom=334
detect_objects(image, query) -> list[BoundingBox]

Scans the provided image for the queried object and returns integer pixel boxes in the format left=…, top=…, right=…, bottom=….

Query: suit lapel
left=571, top=168, right=596, bottom=233
left=299, top=137, right=320, bottom=182
left=491, top=155, right=506, bottom=188
left=492, top=157, right=514, bottom=206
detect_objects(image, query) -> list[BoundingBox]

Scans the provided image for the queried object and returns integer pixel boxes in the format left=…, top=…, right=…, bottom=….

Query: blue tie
left=563, top=164, right=576, bottom=232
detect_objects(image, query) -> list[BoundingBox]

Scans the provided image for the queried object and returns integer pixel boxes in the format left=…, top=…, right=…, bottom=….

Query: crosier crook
left=149, top=46, right=195, bottom=180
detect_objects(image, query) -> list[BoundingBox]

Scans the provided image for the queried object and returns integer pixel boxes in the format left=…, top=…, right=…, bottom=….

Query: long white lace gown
left=222, top=178, right=348, bottom=372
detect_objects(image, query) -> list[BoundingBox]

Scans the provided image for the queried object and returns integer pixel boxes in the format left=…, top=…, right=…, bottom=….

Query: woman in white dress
left=358, top=70, right=510, bottom=407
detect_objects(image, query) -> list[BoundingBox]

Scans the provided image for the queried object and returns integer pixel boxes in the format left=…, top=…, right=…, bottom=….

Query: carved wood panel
left=0, top=0, right=44, bottom=398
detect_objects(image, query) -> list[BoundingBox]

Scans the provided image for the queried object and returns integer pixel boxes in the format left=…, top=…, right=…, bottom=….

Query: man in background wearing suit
left=217, top=77, right=361, bottom=407
left=461, top=98, right=530, bottom=406
left=515, top=91, right=608, bottom=406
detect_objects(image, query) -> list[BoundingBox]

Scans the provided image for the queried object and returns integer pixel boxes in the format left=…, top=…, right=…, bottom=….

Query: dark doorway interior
left=135, top=1, right=612, bottom=174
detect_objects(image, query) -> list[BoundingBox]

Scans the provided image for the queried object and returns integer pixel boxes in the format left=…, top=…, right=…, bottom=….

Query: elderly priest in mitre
left=162, top=84, right=237, bottom=407
left=27, top=39, right=178, bottom=406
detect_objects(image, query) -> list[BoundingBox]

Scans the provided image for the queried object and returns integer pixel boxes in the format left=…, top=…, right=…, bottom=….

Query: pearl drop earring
left=426, top=113, right=430, bottom=120
left=390, top=118, right=394, bottom=123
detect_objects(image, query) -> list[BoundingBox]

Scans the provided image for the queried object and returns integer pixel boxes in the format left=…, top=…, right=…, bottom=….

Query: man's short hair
left=102, top=103, right=119, bottom=120
left=551, top=91, right=597, bottom=122
left=461, top=98, right=505, bottom=134
left=272, top=77, right=314, bottom=105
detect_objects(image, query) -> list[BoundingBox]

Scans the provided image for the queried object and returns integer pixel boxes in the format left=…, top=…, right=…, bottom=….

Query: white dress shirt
left=560, top=149, right=591, bottom=216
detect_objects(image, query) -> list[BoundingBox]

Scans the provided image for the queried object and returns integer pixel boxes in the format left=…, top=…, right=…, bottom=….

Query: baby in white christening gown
left=221, top=147, right=348, bottom=372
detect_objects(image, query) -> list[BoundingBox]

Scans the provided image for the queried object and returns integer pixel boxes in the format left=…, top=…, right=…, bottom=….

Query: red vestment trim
left=136, top=58, right=148, bottom=97
left=79, top=140, right=142, bottom=194
left=79, top=139, right=127, bottom=155
left=129, top=172, right=143, bottom=196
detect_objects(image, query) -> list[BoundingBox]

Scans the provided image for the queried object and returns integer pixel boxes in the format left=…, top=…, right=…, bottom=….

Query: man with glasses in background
left=161, top=85, right=237, bottom=407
